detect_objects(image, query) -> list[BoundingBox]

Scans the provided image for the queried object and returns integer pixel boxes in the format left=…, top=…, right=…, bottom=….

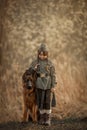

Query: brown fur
left=22, top=74, right=38, bottom=122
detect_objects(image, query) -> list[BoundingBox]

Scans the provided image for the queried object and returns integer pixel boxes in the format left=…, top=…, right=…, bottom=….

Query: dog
left=22, top=69, right=38, bottom=123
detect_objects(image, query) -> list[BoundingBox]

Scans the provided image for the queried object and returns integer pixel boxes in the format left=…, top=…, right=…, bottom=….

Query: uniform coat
left=29, top=59, right=56, bottom=109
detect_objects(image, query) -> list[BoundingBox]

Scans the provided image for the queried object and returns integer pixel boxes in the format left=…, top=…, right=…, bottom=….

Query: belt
left=40, top=73, right=45, bottom=77
left=37, top=73, right=49, bottom=78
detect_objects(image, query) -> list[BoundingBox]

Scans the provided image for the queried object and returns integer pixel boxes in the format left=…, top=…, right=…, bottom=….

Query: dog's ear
left=32, top=72, right=37, bottom=81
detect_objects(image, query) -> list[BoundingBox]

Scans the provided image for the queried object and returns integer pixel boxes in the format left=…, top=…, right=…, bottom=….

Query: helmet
left=38, top=43, right=48, bottom=53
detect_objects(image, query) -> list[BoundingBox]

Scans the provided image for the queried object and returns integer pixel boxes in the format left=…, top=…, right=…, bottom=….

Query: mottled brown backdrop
left=0, top=0, right=87, bottom=123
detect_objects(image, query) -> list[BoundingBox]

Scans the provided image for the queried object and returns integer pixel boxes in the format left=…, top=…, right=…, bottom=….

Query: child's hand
left=34, top=64, right=40, bottom=70
left=51, top=88, right=55, bottom=93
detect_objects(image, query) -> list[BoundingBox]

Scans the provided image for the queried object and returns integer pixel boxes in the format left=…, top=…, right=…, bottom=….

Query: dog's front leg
left=22, top=105, right=28, bottom=123
left=34, top=105, right=38, bottom=122
left=32, top=105, right=38, bottom=122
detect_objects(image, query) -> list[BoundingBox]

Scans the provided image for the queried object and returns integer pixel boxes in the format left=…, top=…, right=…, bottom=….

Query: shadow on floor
left=0, top=117, right=87, bottom=130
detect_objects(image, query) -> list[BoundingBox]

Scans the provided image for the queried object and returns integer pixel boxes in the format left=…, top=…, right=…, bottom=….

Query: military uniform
left=29, top=44, right=57, bottom=125
left=30, top=59, right=56, bottom=90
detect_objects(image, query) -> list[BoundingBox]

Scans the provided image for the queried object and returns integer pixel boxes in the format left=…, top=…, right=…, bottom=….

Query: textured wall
left=0, top=0, right=87, bottom=122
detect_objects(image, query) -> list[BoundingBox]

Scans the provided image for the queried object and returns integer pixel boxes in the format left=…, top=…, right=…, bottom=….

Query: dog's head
left=23, top=74, right=36, bottom=90
left=26, top=75, right=34, bottom=89
left=22, top=68, right=37, bottom=90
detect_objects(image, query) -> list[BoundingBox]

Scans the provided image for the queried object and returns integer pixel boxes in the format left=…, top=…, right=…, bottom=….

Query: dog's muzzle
left=27, top=80, right=32, bottom=89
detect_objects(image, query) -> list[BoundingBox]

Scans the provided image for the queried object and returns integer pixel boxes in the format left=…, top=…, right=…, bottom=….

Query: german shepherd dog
left=22, top=69, right=38, bottom=123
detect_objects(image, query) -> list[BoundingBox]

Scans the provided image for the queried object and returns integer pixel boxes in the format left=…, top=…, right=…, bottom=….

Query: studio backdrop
left=0, top=0, right=87, bottom=122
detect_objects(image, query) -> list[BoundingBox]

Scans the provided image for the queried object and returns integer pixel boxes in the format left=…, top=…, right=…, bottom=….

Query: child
left=29, top=43, right=57, bottom=125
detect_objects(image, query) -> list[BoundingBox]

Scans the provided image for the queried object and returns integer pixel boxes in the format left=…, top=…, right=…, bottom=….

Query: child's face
left=39, top=51, right=48, bottom=60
